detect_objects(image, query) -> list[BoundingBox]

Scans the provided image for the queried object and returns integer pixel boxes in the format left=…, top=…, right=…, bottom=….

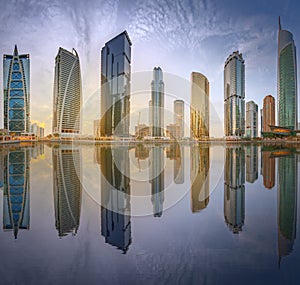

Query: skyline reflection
left=0, top=142, right=299, bottom=275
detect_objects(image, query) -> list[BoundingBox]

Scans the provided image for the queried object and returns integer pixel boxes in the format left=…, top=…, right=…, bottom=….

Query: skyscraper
left=262, top=95, right=275, bottom=133
left=52, top=47, right=82, bottom=135
left=3, top=45, right=30, bottom=135
left=278, top=17, right=298, bottom=130
left=100, top=31, right=132, bottom=137
left=150, top=67, right=164, bottom=137
left=246, top=100, right=258, bottom=138
left=261, top=150, right=275, bottom=189
left=174, top=100, right=184, bottom=139
left=190, top=72, right=209, bottom=139
left=224, top=51, right=245, bottom=137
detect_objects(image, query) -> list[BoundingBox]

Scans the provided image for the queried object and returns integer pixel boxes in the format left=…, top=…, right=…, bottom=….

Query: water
left=0, top=142, right=299, bottom=285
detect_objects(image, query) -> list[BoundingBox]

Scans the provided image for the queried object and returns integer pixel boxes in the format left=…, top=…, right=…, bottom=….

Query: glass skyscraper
left=190, top=72, right=209, bottom=139
left=52, top=48, right=82, bottom=135
left=278, top=17, right=298, bottom=130
left=3, top=45, right=30, bottom=135
left=150, top=67, right=165, bottom=137
left=174, top=100, right=184, bottom=139
left=100, top=31, right=132, bottom=137
left=224, top=51, right=245, bottom=137
left=246, top=100, right=258, bottom=138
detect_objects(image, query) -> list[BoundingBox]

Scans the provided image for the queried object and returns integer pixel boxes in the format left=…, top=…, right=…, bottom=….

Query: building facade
left=224, top=51, right=245, bottom=137
left=190, top=72, right=209, bottom=139
left=246, top=101, right=258, bottom=138
left=174, top=100, right=184, bottom=139
left=3, top=45, right=30, bottom=135
left=278, top=17, right=298, bottom=130
left=150, top=67, right=164, bottom=137
left=52, top=48, right=82, bottom=135
left=100, top=31, right=132, bottom=137
left=262, top=95, right=275, bottom=133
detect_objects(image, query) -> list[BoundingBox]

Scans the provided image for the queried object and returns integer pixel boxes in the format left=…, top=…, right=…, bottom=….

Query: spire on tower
left=278, top=16, right=282, bottom=30
left=13, top=44, right=18, bottom=56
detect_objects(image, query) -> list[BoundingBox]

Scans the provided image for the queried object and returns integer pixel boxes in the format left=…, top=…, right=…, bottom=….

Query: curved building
left=52, top=47, right=82, bottom=135
left=224, top=51, right=245, bottom=137
left=3, top=45, right=30, bottom=135
left=262, top=95, right=275, bottom=133
left=277, top=17, right=298, bottom=129
left=190, top=72, right=209, bottom=139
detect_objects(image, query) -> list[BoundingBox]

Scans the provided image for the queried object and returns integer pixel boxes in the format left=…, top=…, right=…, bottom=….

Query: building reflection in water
left=224, top=146, right=245, bottom=234
left=261, top=148, right=275, bottom=189
left=150, top=146, right=165, bottom=217
left=3, top=147, right=30, bottom=239
left=276, top=150, right=298, bottom=265
left=246, top=145, right=258, bottom=183
left=99, top=146, right=131, bottom=253
left=52, top=145, right=82, bottom=238
left=166, top=143, right=184, bottom=184
left=190, top=144, right=210, bottom=212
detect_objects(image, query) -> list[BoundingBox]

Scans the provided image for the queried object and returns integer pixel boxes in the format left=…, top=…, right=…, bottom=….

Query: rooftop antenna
left=278, top=16, right=282, bottom=30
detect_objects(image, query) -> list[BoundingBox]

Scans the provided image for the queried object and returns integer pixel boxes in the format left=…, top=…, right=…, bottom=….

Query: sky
left=0, top=0, right=300, bottom=137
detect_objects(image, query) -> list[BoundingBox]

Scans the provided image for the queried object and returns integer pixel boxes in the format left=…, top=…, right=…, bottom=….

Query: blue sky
left=0, top=0, right=299, bottom=136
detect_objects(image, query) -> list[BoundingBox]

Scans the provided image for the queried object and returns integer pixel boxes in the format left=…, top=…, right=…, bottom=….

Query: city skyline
left=0, top=1, right=299, bottom=137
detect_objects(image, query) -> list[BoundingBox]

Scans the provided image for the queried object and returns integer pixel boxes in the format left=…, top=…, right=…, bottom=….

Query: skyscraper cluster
left=1, top=17, right=298, bottom=139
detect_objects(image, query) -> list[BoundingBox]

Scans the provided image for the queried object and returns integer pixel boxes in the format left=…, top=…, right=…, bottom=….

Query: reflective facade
left=3, top=45, right=30, bottom=134
left=3, top=148, right=30, bottom=238
left=261, top=150, right=275, bottom=189
left=190, top=72, right=209, bottom=139
left=246, top=145, right=258, bottom=183
left=100, top=31, right=132, bottom=137
left=277, top=153, right=298, bottom=263
left=224, top=51, right=245, bottom=137
left=150, top=67, right=164, bottom=137
left=52, top=48, right=82, bottom=135
left=262, top=95, right=275, bottom=133
left=277, top=18, right=298, bottom=129
left=99, top=146, right=131, bottom=252
left=190, top=144, right=210, bottom=212
left=52, top=145, right=82, bottom=237
left=150, top=146, right=165, bottom=217
left=174, top=100, right=184, bottom=139
left=224, top=146, right=245, bottom=233
left=246, top=100, right=258, bottom=138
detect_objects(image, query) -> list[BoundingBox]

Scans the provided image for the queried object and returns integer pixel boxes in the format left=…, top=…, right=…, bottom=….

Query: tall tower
left=52, top=47, right=82, bottom=135
left=246, top=100, right=258, bottom=138
left=151, top=67, right=164, bottom=137
left=224, top=51, right=245, bottom=137
left=262, top=95, right=275, bottom=132
left=3, top=45, right=30, bottom=135
left=100, top=31, right=132, bottom=137
left=174, top=100, right=184, bottom=139
left=278, top=17, right=298, bottom=130
left=190, top=72, right=209, bottom=139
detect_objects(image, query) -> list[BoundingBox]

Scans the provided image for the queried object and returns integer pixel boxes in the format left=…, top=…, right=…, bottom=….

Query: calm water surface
left=0, top=142, right=299, bottom=285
